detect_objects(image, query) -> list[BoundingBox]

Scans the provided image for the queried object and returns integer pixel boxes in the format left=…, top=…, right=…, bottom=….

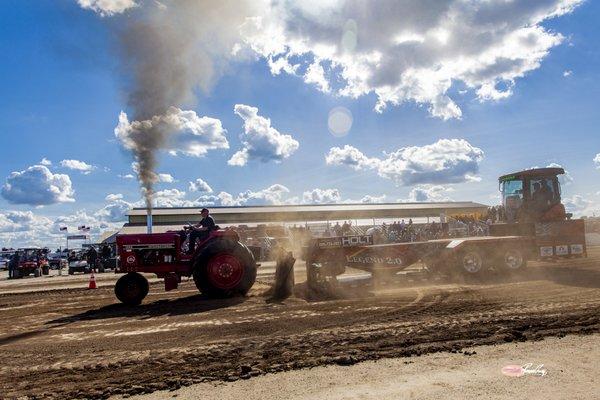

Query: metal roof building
left=121, top=202, right=489, bottom=234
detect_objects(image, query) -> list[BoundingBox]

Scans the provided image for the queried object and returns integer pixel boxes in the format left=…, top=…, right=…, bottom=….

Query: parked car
left=68, top=250, right=92, bottom=275
left=0, top=251, right=15, bottom=270
left=47, top=253, right=67, bottom=270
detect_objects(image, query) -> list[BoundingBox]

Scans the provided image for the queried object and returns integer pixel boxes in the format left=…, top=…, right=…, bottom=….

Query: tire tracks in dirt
left=1, top=249, right=600, bottom=399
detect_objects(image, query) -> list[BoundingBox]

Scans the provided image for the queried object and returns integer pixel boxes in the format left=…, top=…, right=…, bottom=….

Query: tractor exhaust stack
left=147, top=211, right=153, bottom=234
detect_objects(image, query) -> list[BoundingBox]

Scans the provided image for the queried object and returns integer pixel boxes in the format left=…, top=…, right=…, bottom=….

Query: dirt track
left=1, top=248, right=600, bottom=399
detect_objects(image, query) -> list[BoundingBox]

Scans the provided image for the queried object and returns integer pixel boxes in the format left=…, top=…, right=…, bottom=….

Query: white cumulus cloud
left=60, top=159, right=96, bottom=174
left=358, top=194, right=387, bottom=204
left=228, top=104, right=299, bottom=166
left=304, top=60, right=330, bottom=93
left=402, top=185, right=453, bottom=202
left=189, top=178, right=213, bottom=193
left=0, top=204, right=128, bottom=249
left=326, top=139, right=484, bottom=185
left=241, top=0, right=581, bottom=119
left=115, top=107, right=229, bottom=158
left=81, top=1, right=581, bottom=120
left=77, top=0, right=137, bottom=17
left=378, top=139, right=484, bottom=184
left=325, top=145, right=380, bottom=171
left=563, top=194, right=598, bottom=217
left=594, top=153, right=600, bottom=169
left=302, top=188, right=341, bottom=204
left=157, top=173, right=176, bottom=183
left=153, top=189, right=196, bottom=208
left=95, top=194, right=134, bottom=222
left=1, top=165, right=75, bottom=206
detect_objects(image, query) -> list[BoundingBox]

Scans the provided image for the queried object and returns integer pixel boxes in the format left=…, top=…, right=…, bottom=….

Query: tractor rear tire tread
left=193, top=239, right=257, bottom=298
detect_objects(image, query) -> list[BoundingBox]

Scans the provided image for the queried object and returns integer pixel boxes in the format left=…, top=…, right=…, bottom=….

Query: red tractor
left=115, top=227, right=257, bottom=305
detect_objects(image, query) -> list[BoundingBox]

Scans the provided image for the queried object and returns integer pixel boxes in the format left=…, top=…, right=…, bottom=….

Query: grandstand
left=120, top=202, right=489, bottom=235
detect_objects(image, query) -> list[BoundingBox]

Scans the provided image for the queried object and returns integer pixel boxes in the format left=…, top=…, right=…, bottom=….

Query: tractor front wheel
left=193, top=240, right=257, bottom=298
left=115, top=272, right=149, bottom=305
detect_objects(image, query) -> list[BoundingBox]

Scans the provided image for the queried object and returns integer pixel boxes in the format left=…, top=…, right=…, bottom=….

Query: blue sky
left=1, top=0, right=599, bottom=248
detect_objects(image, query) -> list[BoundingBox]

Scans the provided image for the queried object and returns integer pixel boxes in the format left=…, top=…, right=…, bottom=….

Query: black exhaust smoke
left=112, top=1, right=258, bottom=212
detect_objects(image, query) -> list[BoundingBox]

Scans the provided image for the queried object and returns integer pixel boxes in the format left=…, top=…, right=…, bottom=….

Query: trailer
left=305, top=167, right=587, bottom=291
left=305, top=221, right=585, bottom=289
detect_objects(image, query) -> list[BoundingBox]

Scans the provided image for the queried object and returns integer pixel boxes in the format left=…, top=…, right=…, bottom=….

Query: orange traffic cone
left=88, top=271, right=97, bottom=289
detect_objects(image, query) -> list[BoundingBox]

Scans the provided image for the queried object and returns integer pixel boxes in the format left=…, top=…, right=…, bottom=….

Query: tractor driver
left=187, top=208, right=216, bottom=254
left=527, top=180, right=554, bottom=222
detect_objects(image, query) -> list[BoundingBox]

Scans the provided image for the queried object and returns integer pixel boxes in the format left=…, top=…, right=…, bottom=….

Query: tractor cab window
left=529, top=177, right=559, bottom=204
left=501, top=179, right=523, bottom=201
left=501, top=179, right=523, bottom=223
left=529, top=178, right=559, bottom=201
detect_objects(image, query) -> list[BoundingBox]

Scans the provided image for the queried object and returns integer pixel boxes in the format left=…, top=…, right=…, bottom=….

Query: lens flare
left=328, top=106, right=353, bottom=137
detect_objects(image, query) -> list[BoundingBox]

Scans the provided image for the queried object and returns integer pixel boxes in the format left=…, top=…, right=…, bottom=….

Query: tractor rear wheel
left=115, top=272, right=149, bottom=305
left=34, top=268, right=41, bottom=277
left=193, top=240, right=256, bottom=298
left=42, top=265, right=50, bottom=275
